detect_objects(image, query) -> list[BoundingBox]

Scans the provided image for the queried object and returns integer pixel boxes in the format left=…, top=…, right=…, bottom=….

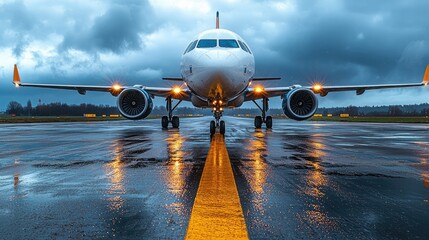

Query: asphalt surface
left=0, top=116, right=428, bottom=239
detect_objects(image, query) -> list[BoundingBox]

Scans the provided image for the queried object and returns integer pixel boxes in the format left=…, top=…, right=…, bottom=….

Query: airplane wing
left=12, top=65, right=191, bottom=101
left=245, top=65, right=429, bottom=101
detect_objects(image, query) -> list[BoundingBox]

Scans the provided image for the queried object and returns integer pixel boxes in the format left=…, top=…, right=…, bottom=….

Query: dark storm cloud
left=59, top=5, right=145, bottom=53
left=0, top=0, right=428, bottom=109
left=253, top=0, right=429, bottom=87
left=0, top=0, right=38, bottom=57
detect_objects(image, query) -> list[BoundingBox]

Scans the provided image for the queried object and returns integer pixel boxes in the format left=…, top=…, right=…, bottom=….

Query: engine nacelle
left=282, top=88, right=318, bottom=121
left=117, top=88, right=153, bottom=120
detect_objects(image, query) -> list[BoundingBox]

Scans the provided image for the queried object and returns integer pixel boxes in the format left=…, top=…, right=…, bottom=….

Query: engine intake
left=117, top=88, right=153, bottom=120
left=282, top=88, right=318, bottom=121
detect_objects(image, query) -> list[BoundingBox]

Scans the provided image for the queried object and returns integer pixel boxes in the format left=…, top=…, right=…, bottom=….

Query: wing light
left=14, top=82, right=20, bottom=88
left=313, top=84, right=322, bottom=91
left=173, top=86, right=182, bottom=94
left=112, top=84, right=122, bottom=91
left=254, top=86, right=264, bottom=93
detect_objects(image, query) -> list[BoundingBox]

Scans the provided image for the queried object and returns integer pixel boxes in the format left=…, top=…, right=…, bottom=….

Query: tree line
left=5, top=100, right=429, bottom=117
left=6, top=101, right=118, bottom=116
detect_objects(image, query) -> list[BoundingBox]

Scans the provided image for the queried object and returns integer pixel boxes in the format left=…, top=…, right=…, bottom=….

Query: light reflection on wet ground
left=0, top=120, right=208, bottom=239
left=0, top=117, right=428, bottom=239
left=226, top=117, right=429, bottom=239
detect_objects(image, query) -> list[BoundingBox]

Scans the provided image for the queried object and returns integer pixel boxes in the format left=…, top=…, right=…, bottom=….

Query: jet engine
left=282, top=88, right=318, bottom=121
left=117, top=88, right=153, bottom=120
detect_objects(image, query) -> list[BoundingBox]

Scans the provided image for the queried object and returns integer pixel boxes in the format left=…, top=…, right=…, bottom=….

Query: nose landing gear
left=210, top=102, right=226, bottom=135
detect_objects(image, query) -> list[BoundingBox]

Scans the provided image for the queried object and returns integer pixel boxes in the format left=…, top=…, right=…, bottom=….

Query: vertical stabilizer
left=13, top=64, right=20, bottom=83
left=216, top=11, right=219, bottom=29
left=423, top=64, right=429, bottom=85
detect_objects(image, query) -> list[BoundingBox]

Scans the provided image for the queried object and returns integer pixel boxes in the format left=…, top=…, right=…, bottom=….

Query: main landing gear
left=162, top=96, right=182, bottom=129
left=252, top=97, right=273, bottom=129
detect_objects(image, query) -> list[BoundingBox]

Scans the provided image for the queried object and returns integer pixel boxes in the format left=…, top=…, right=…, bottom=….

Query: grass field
left=0, top=114, right=204, bottom=124
left=310, top=116, right=429, bottom=123
left=0, top=116, right=128, bottom=124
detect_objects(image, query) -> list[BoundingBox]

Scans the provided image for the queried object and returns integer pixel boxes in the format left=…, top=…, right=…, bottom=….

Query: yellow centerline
left=186, top=134, right=249, bottom=239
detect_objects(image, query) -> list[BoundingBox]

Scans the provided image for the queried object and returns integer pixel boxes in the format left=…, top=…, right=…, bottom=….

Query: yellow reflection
left=164, top=131, right=186, bottom=216
left=420, top=154, right=428, bottom=189
left=14, top=174, right=19, bottom=190
left=302, top=137, right=335, bottom=227
left=245, top=130, right=268, bottom=214
left=105, top=144, right=126, bottom=212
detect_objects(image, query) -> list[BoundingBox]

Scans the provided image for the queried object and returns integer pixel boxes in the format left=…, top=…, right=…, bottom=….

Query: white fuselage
left=180, top=29, right=255, bottom=108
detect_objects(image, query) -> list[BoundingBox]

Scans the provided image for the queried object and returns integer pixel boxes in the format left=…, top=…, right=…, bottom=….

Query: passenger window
left=219, top=39, right=239, bottom=48
left=197, top=39, right=217, bottom=48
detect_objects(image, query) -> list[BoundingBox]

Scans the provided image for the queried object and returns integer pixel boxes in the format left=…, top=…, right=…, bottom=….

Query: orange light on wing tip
left=173, top=87, right=182, bottom=94
left=112, top=84, right=121, bottom=91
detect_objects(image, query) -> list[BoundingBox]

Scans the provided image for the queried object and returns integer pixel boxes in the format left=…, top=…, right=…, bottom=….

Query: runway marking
left=185, top=134, right=249, bottom=239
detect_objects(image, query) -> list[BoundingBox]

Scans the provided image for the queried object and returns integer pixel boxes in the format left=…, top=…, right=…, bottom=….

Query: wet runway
left=0, top=117, right=428, bottom=239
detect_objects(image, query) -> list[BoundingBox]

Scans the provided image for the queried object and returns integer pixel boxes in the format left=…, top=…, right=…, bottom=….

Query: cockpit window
left=238, top=40, right=252, bottom=54
left=197, top=39, right=217, bottom=48
left=219, top=39, right=239, bottom=48
left=184, top=40, right=197, bottom=54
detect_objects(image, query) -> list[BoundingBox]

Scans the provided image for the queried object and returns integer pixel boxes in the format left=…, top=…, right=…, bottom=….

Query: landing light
left=219, top=100, right=223, bottom=105
left=112, top=84, right=121, bottom=91
left=313, top=84, right=322, bottom=91
left=254, top=86, right=264, bottom=93
left=425, top=82, right=428, bottom=87
left=14, top=83, right=20, bottom=88
left=213, top=100, right=217, bottom=105
left=173, top=87, right=182, bottom=94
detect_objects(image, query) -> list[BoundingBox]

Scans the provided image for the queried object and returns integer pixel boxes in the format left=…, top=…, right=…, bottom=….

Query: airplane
left=12, top=12, right=429, bottom=135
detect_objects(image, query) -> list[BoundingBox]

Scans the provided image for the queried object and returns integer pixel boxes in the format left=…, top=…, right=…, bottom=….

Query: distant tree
left=6, top=101, right=24, bottom=116
left=388, top=105, right=403, bottom=116
left=25, top=100, right=32, bottom=116
left=344, top=105, right=359, bottom=116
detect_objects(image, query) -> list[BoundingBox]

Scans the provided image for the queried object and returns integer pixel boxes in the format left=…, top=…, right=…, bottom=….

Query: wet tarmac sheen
left=0, top=117, right=428, bottom=239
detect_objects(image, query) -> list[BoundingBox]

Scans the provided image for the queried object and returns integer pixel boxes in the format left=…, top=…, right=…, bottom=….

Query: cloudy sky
left=0, top=0, right=428, bottom=110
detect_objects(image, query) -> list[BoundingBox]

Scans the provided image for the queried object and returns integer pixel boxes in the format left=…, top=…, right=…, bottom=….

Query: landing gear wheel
left=254, top=116, right=262, bottom=129
left=161, top=116, right=168, bottom=129
left=266, top=116, right=273, bottom=129
left=210, top=120, right=216, bottom=135
left=220, top=120, right=225, bottom=135
left=171, top=116, right=180, bottom=128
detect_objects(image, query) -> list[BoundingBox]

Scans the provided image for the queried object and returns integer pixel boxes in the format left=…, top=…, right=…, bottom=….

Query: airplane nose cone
left=199, top=50, right=240, bottom=69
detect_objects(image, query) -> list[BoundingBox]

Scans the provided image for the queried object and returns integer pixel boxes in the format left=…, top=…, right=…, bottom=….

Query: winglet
left=216, top=11, right=219, bottom=29
left=423, top=64, right=429, bottom=85
left=13, top=64, right=21, bottom=86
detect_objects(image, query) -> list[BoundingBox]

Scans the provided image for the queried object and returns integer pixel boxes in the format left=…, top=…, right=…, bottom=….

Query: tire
left=210, top=120, right=216, bottom=135
left=161, top=116, right=168, bottom=129
left=254, top=116, right=262, bottom=128
left=266, top=116, right=273, bottom=129
left=220, top=120, right=225, bottom=135
left=172, top=116, right=180, bottom=128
